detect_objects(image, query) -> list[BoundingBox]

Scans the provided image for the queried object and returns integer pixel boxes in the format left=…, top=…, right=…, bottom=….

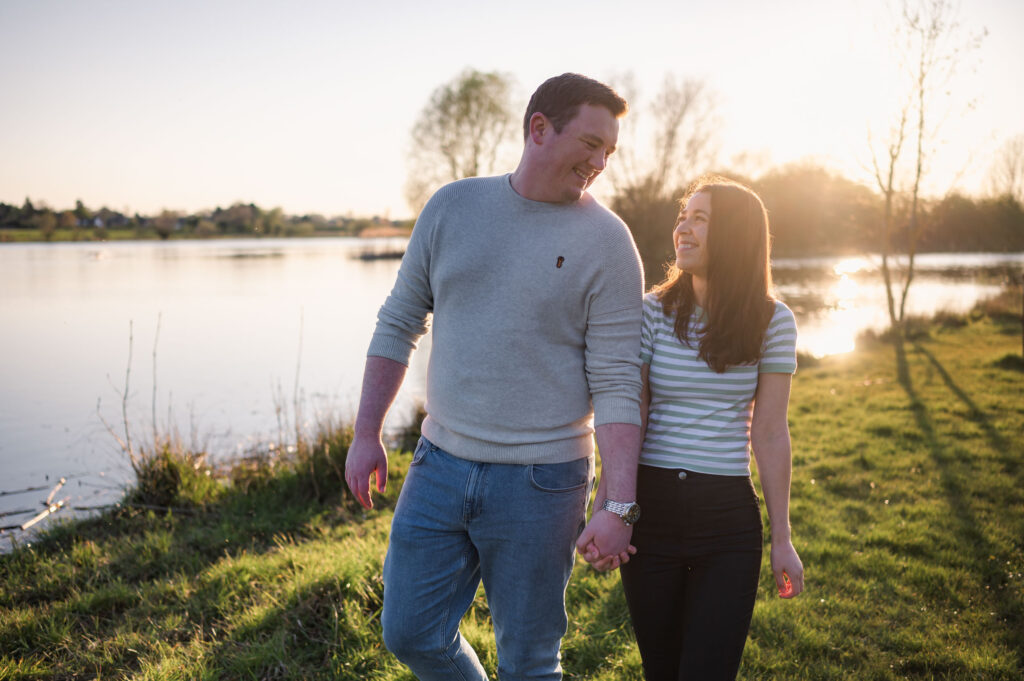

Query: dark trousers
left=620, top=465, right=763, bottom=681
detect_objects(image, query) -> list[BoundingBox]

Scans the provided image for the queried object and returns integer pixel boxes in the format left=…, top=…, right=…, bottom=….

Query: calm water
left=1, top=240, right=1020, bottom=546
left=773, top=253, right=1022, bottom=357
left=0, top=238, right=429, bottom=544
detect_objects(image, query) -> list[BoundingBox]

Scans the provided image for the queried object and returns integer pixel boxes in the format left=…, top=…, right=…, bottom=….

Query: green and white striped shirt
left=640, top=293, right=797, bottom=476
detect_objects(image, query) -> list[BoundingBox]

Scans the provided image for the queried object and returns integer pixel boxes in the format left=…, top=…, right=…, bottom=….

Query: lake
left=1, top=239, right=1020, bottom=546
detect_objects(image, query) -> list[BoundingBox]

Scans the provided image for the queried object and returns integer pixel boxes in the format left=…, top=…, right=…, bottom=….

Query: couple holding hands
left=345, top=72, right=803, bottom=681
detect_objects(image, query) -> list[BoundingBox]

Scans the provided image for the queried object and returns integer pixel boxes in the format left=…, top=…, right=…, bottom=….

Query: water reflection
left=774, top=253, right=1021, bottom=358
left=833, top=256, right=872, bottom=275
left=0, top=238, right=428, bottom=541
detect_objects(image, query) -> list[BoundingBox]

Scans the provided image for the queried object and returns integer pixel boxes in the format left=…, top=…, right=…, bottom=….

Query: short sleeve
left=640, top=294, right=657, bottom=365
left=759, top=301, right=798, bottom=374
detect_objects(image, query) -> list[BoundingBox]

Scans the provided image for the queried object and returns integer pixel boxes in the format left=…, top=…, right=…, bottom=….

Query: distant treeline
left=0, top=199, right=413, bottom=242
left=3, top=164, right=1023, bottom=269
left=614, top=164, right=1024, bottom=280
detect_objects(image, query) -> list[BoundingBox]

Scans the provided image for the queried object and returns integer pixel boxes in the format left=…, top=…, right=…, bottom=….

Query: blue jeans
left=381, top=437, right=594, bottom=681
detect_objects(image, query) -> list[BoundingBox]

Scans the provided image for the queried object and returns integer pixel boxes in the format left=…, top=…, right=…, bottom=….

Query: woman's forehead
left=683, top=191, right=711, bottom=213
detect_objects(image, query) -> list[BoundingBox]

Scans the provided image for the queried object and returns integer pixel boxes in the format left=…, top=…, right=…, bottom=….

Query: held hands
left=575, top=484, right=637, bottom=571
left=344, top=434, right=388, bottom=509
left=575, top=511, right=636, bottom=571
left=771, top=538, right=805, bottom=599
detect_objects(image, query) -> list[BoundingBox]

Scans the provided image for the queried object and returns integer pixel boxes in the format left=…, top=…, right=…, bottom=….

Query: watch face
left=623, top=503, right=641, bottom=525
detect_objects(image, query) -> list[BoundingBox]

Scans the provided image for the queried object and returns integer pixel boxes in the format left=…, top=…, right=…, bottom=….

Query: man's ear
left=528, top=112, right=549, bottom=145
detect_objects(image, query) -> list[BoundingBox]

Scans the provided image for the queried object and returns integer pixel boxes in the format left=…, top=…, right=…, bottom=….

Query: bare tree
left=405, top=69, right=518, bottom=214
left=608, top=72, right=718, bottom=201
left=870, top=100, right=911, bottom=332
left=606, top=72, right=719, bottom=280
left=57, top=210, right=79, bottom=240
left=987, top=134, right=1024, bottom=203
left=152, top=210, right=180, bottom=241
left=34, top=210, right=57, bottom=242
left=868, top=0, right=986, bottom=334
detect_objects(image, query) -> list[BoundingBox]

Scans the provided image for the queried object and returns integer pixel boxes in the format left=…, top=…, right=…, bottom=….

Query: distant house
left=91, top=209, right=130, bottom=229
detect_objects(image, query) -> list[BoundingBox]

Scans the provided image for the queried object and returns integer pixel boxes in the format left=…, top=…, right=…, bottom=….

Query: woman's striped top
left=639, top=292, right=798, bottom=476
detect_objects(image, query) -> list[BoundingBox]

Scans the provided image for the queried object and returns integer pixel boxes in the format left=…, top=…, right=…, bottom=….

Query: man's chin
left=561, top=186, right=586, bottom=203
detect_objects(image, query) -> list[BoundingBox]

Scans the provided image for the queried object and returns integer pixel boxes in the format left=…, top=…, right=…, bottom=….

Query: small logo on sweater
left=556, top=256, right=565, bottom=268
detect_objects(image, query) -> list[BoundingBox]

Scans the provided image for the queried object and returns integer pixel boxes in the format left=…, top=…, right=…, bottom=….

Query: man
left=345, top=73, right=643, bottom=681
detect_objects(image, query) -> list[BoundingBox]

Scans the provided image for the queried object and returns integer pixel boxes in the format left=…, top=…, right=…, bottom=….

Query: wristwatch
left=601, top=499, right=641, bottom=526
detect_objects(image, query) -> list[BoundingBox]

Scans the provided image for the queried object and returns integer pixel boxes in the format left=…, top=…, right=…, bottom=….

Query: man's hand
left=346, top=356, right=408, bottom=509
left=575, top=510, right=634, bottom=570
left=345, top=434, right=388, bottom=509
left=579, top=538, right=636, bottom=571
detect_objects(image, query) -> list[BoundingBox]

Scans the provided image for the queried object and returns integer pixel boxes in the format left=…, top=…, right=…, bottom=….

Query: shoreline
left=1, top=312, right=1021, bottom=678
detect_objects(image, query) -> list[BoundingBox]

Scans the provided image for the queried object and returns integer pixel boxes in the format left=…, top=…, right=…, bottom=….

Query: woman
left=619, top=176, right=804, bottom=681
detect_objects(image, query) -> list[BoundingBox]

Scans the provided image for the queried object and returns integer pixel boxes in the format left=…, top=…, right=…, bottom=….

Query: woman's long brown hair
left=651, top=177, right=776, bottom=373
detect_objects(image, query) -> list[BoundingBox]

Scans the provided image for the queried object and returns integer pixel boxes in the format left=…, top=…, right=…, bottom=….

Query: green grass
left=749, top=315, right=1023, bottom=680
left=0, top=228, right=393, bottom=243
left=0, top=228, right=144, bottom=242
left=1, top=313, right=1022, bottom=679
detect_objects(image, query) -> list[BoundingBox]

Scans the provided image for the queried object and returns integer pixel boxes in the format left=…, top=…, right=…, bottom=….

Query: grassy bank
left=0, top=228, right=148, bottom=243
left=0, top=228, right=409, bottom=243
left=1, top=312, right=1022, bottom=679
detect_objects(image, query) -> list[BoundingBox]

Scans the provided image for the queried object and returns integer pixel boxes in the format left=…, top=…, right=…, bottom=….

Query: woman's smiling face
left=673, top=191, right=711, bottom=277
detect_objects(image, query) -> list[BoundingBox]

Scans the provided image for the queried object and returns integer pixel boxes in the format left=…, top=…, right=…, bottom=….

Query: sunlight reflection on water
left=774, top=253, right=1020, bottom=358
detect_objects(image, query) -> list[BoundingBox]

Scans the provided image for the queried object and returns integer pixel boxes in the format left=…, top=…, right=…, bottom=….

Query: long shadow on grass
left=196, top=565, right=390, bottom=680
left=92, top=473, right=388, bottom=583
left=911, top=341, right=1015, bottom=473
left=894, top=339, right=1024, bottom=670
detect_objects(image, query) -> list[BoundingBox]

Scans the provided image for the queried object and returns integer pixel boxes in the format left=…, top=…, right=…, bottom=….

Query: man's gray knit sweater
left=368, top=174, right=643, bottom=464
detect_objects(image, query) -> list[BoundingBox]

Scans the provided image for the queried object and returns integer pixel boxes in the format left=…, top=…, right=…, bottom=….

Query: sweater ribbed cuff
left=593, top=395, right=642, bottom=427
left=366, top=334, right=414, bottom=366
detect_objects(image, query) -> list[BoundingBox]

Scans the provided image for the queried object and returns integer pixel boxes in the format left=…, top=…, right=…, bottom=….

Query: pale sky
left=1, top=0, right=1021, bottom=220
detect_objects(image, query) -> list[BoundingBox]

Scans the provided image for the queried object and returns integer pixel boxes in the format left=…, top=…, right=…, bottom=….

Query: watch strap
left=601, top=499, right=640, bottom=525
left=601, top=499, right=635, bottom=516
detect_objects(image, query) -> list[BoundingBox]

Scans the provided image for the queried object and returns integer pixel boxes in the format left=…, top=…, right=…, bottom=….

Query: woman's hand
left=770, top=538, right=804, bottom=598
left=578, top=474, right=637, bottom=571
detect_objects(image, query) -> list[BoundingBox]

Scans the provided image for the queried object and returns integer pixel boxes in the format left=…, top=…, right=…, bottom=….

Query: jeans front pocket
left=409, top=437, right=433, bottom=467
left=529, top=458, right=591, bottom=493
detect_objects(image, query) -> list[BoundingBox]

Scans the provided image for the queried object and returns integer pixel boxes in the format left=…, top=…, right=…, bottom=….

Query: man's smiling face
left=537, top=103, right=619, bottom=203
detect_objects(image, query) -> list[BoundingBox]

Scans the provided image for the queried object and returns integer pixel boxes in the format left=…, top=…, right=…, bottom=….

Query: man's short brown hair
left=522, top=73, right=628, bottom=141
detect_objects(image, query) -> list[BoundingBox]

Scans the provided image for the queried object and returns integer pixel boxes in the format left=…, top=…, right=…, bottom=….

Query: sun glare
left=797, top=272, right=868, bottom=358
left=799, top=313, right=859, bottom=358
left=786, top=258, right=890, bottom=358
left=833, top=256, right=872, bottom=275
